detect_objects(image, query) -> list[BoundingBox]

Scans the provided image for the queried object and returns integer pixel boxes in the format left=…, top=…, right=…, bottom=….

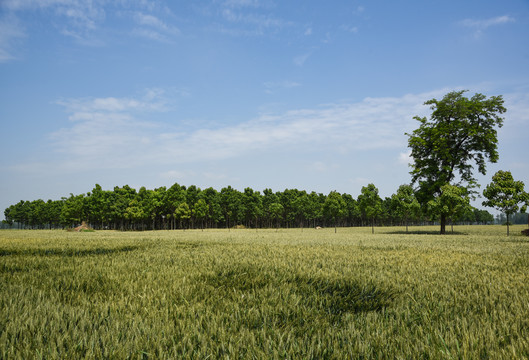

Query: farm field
left=1, top=226, right=529, bottom=359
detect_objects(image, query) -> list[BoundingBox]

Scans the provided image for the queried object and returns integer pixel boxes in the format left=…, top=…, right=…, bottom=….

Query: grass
left=1, top=225, right=529, bottom=359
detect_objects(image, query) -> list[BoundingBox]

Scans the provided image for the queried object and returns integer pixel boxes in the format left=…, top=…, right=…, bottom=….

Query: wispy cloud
left=341, top=24, right=358, bottom=34
left=56, top=90, right=169, bottom=115
left=223, top=0, right=261, bottom=8
left=206, top=0, right=292, bottom=37
left=0, top=1, right=182, bottom=55
left=2, top=0, right=106, bottom=46
left=12, top=0, right=106, bottom=41
left=460, top=15, right=515, bottom=38
left=398, top=150, right=412, bottom=165
left=263, top=80, right=301, bottom=94
left=133, top=12, right=180, bottom=42
left=30, top=88, right=455, bottom=174
left=293, top=53, right=310, bottom=66
left=220, top=8, right=291, bottom=35
left=0, top=14, right=25, bottom=62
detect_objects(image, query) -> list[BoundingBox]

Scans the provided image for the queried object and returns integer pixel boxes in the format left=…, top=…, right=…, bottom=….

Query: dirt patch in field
left=73, top=221, right=93, bottom=232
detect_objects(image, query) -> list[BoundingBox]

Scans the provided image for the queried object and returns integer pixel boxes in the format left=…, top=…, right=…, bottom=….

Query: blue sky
left=1, top=0, right=528, bottom=218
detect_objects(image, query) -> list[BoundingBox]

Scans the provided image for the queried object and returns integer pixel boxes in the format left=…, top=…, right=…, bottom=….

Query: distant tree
left=269, top=202, right=283, bottom=230
left=220, top=186, right=242, bottom=229
left=193, top=199, right=209, bottom=230
left=323, top=191, right=347, bottom=233
left=280, top=189, right=302, bottom=228
left=201, top=187, right=222, bottom=228
left=391, top=184, right=420, bottom=233
left=292, top=191, right=310, bottom=229
left=174, top=202, right=191, bottom=229
left=511, top=212, right=529, bottom=225
left=12, top=200, right=31, bottom=228
left=482, top=170, right=529, bottom=236
left=60, top=193, right=87, bottom=228
left=243, top=187, right=262, bottom=228
left=125, top=199, right=145, bottom=231
left=3, top=204, right=15, bottom=227
left=341, top=193, right=359, bottom=227
left=357, top=184, right=383, bottom=234
left=427, top=185, right=471, bottom=233
left=87, top=184, right=109, bottom=229
left=473, top=208, right=494, bottom=225
left=166, top=183, right=186, bottom=229
left=407, top=90, right=506, bottom=234
left=151, top=187, right=167, bottom=230
left=111, top=185, right=137, bottom=230
left=307, top=191, right=324, bottom=228
left=137, top=186, right=153, bottom=230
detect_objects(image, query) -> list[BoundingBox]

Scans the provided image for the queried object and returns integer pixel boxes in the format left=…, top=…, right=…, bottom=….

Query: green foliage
left=473, top=208, right=494, bottom=224
left=483, top=170, right=529, bottom=235
left=391, top=184, right=420, bottom=233
left=428, top=185, right=472, bottom=224
left=323, top=191, right=347, bottom=232
left=357, top=184, right=383, bottom=233
left=407, top=90, right=505, bottom=233
left=5, top=181, right=488, bottom=231
left=2, top=227, right=529, bottom=358
left=268, top=202, right=283, bottom=229
left=174, top=202, right=191, bottom=229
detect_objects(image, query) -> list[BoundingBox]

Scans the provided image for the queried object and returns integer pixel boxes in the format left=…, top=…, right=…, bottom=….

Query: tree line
left=6, top=90, right=528, bottom=234
left=3, top=183, right=494, bottom=231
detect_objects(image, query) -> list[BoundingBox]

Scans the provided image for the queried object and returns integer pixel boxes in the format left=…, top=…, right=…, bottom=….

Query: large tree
left=482, top=170, right=529, bottom=236
left=427, top=184, right=471, bottom=233
left=406, top=90, right=506, bottom=234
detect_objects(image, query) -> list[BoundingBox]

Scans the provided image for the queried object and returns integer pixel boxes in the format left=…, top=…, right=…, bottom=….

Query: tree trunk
left=440, top=213, right=446, bottom=234
left=507, top=213, right=510, bottom=236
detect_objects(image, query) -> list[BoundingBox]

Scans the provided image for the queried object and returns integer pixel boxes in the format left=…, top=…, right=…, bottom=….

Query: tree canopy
left=357, top=184, right=383, bottom=234
left=4, top=182, right=495, bottom=231
left=482, top=170, right=529, bottom=235
left=391, top=184, right=420, bottom=233
left=406, top=90, right=506, bottom=234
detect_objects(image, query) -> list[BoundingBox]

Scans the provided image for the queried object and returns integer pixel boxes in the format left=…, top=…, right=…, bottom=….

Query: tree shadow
left=384, top=230, right=467, bottom=235
left=0, top=245, right=140, bottom=257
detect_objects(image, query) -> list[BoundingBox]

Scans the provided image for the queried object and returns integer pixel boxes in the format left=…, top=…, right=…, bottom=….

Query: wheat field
left=1, top=226, right=528, bottom=359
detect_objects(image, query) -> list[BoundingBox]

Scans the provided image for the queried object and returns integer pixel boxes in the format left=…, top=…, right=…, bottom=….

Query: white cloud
left=461, top=15, right=514, bottom=29
left=133, top=12, right=180, bottom=42
left=39, top=88, right=450, bottom=174
left=460, top=15, right=515, bottom=38
left=223, top=0, right=261, bottom=8
left=222, top=9, right=288, bottom=29
left=212, top=0, right=292, bottom=37
left=293, top=53, right=310, bottom=66
left=160, top=170, right=196, bottom=180
left=398, top=150, right=412, bottom=165
left=263, top=80, right=301, bottom=94
left=341, top=25, right=358, bottom=34
left=17, top=86, right=527, bottom=181
left=1, top=0, right=106, bottom=46
left=1, top=1, right=181, bottom=51
left=0, top=14, right=25, bottom=62
left=56, top=90, right=169, bottom=114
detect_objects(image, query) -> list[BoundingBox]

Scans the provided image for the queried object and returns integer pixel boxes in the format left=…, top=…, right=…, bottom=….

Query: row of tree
left=3, top=183, right=495, bottom=232
left=5, top=90, right=528, bottom=234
